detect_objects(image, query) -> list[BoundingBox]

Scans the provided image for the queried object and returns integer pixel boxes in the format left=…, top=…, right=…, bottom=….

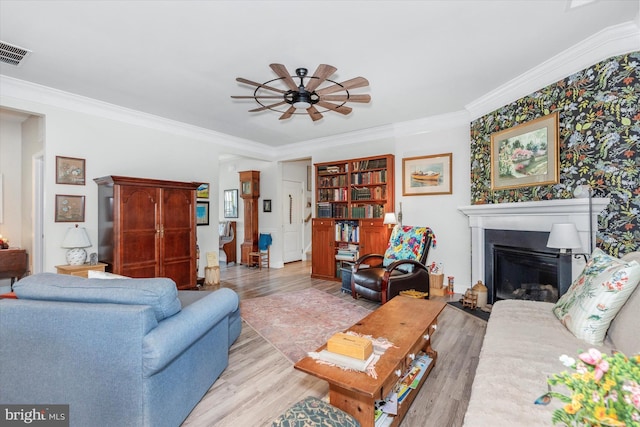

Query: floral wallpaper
left=470, top=52, right=640, bottom=256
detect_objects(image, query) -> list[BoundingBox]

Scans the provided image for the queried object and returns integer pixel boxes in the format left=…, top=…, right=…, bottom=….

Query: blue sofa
left=0, top=273, right=242, bottom=427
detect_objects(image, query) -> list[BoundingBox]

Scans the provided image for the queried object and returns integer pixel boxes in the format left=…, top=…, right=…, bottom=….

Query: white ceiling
left=0, top=1, right=638, bottom=149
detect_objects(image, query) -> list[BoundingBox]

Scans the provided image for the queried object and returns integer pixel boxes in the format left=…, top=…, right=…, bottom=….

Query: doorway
left=282, top=180, right=303, bottom=263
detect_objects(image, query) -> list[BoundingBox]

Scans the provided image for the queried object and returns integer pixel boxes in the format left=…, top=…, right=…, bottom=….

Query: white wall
left=218, top=157, right=285, bottom=267
left=1, top=93, right=472, bottom=293
left=305, top=123, right=472, bottom=293
left=394, top=126, right=472, bottom=291
left=0, top=95, right=224, bottom=278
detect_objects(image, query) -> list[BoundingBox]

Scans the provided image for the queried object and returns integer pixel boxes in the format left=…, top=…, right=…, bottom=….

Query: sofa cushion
left=13, top=273, right=181, bottom=321
left=552, top=248, right=640, bottom=345
left=87, top=270, right=130, bottom=279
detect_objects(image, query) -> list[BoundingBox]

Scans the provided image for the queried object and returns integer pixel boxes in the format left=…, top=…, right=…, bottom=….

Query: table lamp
left=383, top=212, right=397, bottom=229
left=62, top=224, right=91, bottom=265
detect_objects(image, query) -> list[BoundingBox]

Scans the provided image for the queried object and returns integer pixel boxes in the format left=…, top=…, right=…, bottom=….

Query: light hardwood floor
left=181, top=261, right=487, bottom=427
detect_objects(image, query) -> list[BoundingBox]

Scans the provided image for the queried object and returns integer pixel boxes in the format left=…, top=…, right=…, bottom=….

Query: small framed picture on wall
left=55, top=194, right=86, bottom=222
left=196, top=201, right=210, bottom=226
left=56, top=156, right=86, bottom=185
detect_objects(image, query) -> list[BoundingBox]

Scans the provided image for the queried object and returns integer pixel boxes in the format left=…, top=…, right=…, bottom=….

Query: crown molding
left=465, top=20, right=640, bottom=120
left=0, top=75, right=272, bottom=158
left=275, top=110, right=470, bottom=160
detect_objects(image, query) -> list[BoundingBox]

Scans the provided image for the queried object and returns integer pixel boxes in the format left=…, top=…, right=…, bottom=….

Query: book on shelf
left=396, top=353, right=433, bottom=403
left=375, top=410, right=392, bottom=427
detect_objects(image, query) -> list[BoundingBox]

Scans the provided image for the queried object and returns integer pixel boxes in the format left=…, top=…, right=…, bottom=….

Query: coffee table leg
left=329, top=385, right=375, bottom=427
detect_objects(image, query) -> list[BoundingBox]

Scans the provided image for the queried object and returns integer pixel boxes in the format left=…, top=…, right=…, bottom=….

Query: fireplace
left=484, top=229, right=571, bottom=304
left=459, top=198, right=610, bottom=303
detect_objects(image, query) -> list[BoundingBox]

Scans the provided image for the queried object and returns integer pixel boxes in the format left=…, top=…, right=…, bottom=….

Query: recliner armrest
left=353, top=254, right=384, bottom=272
left=384, top=259, right=428, bottom=274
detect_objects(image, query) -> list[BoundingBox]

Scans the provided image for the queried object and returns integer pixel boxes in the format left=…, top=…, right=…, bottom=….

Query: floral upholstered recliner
left=351, top=225, right=436, bottom=304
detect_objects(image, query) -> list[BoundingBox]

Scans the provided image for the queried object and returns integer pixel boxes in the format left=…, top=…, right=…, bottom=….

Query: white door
left=282, top=180, right=303, bottom=263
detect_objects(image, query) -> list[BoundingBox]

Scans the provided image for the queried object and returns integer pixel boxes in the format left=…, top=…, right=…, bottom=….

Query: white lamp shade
left=61, top=226, right=91, bottom=249
left=383, top=212, right=397, bottom=225
left=547, top=223, right=582, bottom=250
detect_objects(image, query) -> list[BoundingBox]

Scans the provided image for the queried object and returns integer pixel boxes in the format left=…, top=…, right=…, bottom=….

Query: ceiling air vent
left=0, top=41, right=32, bottom=67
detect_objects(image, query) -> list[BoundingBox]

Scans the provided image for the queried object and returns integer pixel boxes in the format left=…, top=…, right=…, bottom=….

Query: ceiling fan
left=231, top=63, right=371, bottom=122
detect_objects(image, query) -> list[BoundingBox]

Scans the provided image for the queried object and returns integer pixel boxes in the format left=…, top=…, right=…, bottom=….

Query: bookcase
left=312, top=154, right=394, bottom=281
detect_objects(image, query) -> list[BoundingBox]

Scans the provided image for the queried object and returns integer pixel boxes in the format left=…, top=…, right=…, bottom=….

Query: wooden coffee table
left=294, top=295, right=446, bottom=427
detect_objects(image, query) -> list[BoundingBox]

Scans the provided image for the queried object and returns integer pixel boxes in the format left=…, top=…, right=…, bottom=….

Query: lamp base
left=66, top=248, right=87, bottom=266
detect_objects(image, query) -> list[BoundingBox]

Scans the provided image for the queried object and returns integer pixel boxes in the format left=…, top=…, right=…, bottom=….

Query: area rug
left=240, top=288, right=372, bottom=363
left=446, top=300, right=491, bottom=322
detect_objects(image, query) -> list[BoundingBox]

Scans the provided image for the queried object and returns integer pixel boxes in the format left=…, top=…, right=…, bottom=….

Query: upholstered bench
left=273, top=396, right=360, bottom=427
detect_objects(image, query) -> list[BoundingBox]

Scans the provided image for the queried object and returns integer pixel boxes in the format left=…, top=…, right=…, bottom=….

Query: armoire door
left=161, top=187, right=196, bottom=288
left=116, top=185, right=160, bottom=278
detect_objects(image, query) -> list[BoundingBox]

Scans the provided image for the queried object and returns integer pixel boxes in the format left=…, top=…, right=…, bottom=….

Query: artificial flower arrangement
left=536, top=348, right=640, bottom=426
left=0, top=234, right=8, bottom=249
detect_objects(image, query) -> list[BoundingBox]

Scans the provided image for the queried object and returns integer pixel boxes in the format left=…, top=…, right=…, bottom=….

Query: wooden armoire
left=94, top=175, right=199, bottom=290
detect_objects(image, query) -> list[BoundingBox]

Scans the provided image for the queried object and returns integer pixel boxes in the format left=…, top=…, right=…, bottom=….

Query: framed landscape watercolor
left=55, top=194, right=85, bottom=222
left=196, top=201, right=209, bottom=226
left=196, top=183, right=210, bottom=199
left=56, top=156, right=86, bottom=185
left=402, top=153, right=452, bottom=196
left=490, top=112, right=559, bottom=190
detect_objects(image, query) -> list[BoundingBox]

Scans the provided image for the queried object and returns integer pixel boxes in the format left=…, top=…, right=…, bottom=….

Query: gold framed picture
left=490, top=112, right=559, bottom=190
left=402, top=153, right=452, bottom=196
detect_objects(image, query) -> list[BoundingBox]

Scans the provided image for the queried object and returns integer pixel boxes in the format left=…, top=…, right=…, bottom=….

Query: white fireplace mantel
left=458, top=198, right=610, bottom=284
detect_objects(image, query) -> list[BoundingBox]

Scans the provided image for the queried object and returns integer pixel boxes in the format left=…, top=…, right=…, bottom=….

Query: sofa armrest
left=142, top=288, right=239, bottom=376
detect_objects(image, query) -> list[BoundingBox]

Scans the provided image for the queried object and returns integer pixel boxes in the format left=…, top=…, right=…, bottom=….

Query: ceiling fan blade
left=316, top=101, right=353, bottom=115
left=316, top=77, right=369, bottom=95
left=320, top=94, right=371, bottom=103
left=304, top=64, right=337, bottom=92
left=236, top=77, right=286, bottom=94
left=307, top=105, right=323, bottom=122
left=279, top=106, right=296, bottom=120
left=249, top=101, right=288, bottom=112
left=231, top=95, right=283, bottom=99
left=270, top=64, right=298, bottom=91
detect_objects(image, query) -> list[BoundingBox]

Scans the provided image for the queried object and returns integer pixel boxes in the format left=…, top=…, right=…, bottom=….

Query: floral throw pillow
left=553, top=248, right=640, bottom=345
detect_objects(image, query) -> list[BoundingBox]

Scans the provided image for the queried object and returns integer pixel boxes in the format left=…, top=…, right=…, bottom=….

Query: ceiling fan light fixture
left=292, top=100, right=311, bottom=109
left=292, top=102, right=311, bottom=109
left=233, top=63, right=370, bottom=121
left=292, top=92, right=312, bottom=109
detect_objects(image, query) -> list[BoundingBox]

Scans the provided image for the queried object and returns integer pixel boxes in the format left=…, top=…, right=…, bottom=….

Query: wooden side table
left=56, top=263, right=107, bottom=278
left=0, top=248, right=29, bottom=290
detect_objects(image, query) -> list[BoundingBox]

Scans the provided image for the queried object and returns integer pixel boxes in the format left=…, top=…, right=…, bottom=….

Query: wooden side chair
left=249, top=233, right=272, bottom=269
